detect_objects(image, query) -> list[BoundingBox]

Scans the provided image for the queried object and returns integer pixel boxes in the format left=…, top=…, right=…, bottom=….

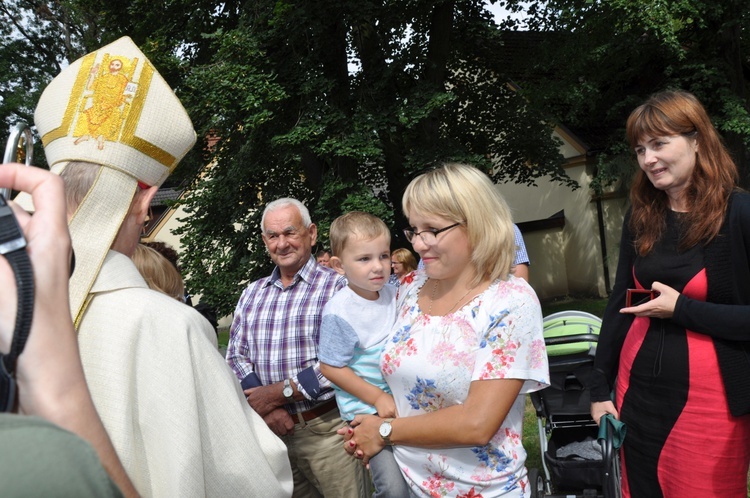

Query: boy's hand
left=374, top=393, right=397, bottom=418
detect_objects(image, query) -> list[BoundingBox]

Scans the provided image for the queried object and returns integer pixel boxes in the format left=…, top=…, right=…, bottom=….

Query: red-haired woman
left=591, top=91, right=750, bottom=497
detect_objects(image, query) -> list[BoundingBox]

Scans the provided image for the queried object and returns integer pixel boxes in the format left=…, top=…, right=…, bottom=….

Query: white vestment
left=77, top=251, right=293, bottom=497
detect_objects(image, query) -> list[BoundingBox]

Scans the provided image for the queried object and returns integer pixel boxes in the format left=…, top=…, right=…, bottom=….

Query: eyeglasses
left=403, top=223, right=461, bottom=244
left=391, top=261, right=402, bottom=266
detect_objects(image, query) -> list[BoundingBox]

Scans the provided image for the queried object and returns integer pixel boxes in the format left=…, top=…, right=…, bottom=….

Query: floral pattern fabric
left=382, top=271, right=549, bottom=497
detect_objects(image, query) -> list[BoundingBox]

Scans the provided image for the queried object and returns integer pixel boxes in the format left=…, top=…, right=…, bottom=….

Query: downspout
left=595, top=195, right=611, bottom=295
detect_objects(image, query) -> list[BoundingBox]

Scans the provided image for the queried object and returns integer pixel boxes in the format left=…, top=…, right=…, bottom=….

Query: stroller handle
left=598, top=414, right=625, bottom=498
left=599, top=421, right=615, bottom=470
left=545, top=333, right=599, bottom=346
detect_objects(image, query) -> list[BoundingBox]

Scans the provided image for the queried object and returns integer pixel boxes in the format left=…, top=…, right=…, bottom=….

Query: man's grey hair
left=59, top=161, right=102, bottom=212
left=261, top=198, right=312, bottom=232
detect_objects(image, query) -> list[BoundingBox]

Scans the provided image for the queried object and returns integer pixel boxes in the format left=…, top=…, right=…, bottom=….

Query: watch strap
left=0, top=196, right=34, bottom=413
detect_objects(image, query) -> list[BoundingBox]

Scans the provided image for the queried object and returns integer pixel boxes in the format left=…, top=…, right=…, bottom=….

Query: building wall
left=497, top=128, right=629, bottom=302
left=144, top=203, right=188, bottom=254
left=519, top=227, right=569, bottom=299
left=497, top=163, right=600, bottom=299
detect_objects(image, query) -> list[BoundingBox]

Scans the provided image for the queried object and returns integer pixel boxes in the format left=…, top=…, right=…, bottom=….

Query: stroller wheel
left=528, top=468, right=545, bottom=498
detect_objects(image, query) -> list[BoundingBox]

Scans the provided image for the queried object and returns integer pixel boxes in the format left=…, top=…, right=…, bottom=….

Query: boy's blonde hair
left=329, top=211, right=391, bottom=257
left=402, top=163, right=515, bottom=286
left=132, top=244, right=186, bottom=301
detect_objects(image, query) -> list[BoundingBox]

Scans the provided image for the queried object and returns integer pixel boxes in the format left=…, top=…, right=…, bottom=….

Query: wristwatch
left=283, top=379, right=294, bottom=401
left=379, top=418, right=394, bottom=445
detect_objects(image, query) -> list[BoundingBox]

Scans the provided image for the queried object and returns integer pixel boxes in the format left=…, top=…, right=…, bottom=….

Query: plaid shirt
left=227, top=256, right=345, bottom=414
left=512, top=224, right=530, bottom=265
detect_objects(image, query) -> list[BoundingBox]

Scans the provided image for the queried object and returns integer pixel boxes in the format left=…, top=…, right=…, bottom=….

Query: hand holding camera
left=0, top=163, right=71, bottom=355
left=625, top=289, right=657, bottom=308
left=0, top=162, right=137, bottom=496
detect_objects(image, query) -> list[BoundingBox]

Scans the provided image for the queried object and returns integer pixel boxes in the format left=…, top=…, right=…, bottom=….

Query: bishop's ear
left=133, top=185, right=158, bottom=225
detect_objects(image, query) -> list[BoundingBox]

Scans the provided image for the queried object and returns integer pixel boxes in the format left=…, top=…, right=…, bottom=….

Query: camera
left=625, top=289, right=657, bottom=307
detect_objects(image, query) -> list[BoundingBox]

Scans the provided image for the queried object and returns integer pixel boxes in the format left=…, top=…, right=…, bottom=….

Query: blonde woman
left=389, top=247, right=417, bottom=286
left=132, top=244, right=185, bottom=302
left=343, top=163, right=549, bottom=497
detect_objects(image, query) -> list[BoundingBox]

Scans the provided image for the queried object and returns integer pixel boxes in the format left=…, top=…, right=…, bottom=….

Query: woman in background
left=591, top=91, right=750, bottom=497
left=388, top=247, right=417, bottom=286
left=316, top=248, right=332, bottom=267
left=132, top=243, right=185, bottom=302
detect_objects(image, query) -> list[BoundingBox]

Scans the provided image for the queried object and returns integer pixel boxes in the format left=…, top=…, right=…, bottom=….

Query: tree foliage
left=2, top=1, right=583, bottom=315
left=171, top=1, right=571, bottom=314
left=497, top=0, right=750, bottom=192
left=10, top=0, right=750, bottom=314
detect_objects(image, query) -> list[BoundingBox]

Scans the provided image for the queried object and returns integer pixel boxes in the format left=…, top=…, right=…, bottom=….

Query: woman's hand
left=620, top=281, right=679, bottom=319
left=339, top=414, right=385, bottom=464
left=591, top=400, right=619, bottom=426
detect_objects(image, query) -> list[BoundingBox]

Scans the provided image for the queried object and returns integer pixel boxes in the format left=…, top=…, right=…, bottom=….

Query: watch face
left=379, top=422, right=391, bottom=438
left=283, top=386, right=293, bottom=398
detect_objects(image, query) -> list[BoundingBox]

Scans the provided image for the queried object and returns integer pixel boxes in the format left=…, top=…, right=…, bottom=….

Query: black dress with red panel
left=592, top=196, right=750, bottom=498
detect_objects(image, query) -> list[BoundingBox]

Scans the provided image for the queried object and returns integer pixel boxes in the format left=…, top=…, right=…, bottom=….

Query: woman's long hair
left=625, top=91, right=738, bottom=254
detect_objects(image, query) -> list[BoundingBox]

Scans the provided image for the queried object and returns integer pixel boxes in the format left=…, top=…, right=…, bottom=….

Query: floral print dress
left=381, top=271, right=549, bottom=498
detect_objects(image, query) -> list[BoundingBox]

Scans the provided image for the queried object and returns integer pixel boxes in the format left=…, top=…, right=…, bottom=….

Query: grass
left=541, top=296, right=609, bottom=319
left=523, top=397, right=544, bottom=479
left=217, top=328, right=230, bottom=350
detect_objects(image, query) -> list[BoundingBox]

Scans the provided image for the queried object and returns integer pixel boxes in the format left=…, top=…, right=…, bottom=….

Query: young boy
left=319, top=212, right=409, bottom=498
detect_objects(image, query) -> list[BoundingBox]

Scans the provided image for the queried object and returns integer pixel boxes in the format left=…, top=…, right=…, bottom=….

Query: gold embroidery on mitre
left=119, top=62, right=178, bottom=169
left=43, top=52, right=97, bottom=147
left=42, top=46, right=177, bottom=169
left=72, top=53, right=137, bottom=150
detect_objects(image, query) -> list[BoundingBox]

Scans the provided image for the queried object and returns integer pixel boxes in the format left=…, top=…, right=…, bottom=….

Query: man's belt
left=294, top=398, right=338, bottom=424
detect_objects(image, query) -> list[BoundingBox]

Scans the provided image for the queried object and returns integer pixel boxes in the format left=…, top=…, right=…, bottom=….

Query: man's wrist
left=282, top=378, right=295, bottom=403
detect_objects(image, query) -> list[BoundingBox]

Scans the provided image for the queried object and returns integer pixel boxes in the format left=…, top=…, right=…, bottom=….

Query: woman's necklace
left=428, top=279, right=477, bottom=315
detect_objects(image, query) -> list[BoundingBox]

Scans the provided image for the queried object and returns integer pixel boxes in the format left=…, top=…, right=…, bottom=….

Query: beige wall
left=145, top=203, right=188, bottom=254
left=497, top=163, right=604, bottom=300
left=520, top=227, right=569, bottom=299
left=144, top=203, right=237, bottom=328
left=497, top=128, right=629, bottom=301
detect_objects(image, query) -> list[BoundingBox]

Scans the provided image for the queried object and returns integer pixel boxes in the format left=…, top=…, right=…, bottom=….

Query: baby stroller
left=528, top=311, right=621, bottom=498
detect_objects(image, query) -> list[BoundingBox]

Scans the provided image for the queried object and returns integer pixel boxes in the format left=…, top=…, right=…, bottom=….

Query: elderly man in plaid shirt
left=227, top=198, right=367, bottom=498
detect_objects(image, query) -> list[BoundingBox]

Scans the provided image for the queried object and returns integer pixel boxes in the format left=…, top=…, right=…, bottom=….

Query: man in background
left=227, top=198, right=366, bottom=498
